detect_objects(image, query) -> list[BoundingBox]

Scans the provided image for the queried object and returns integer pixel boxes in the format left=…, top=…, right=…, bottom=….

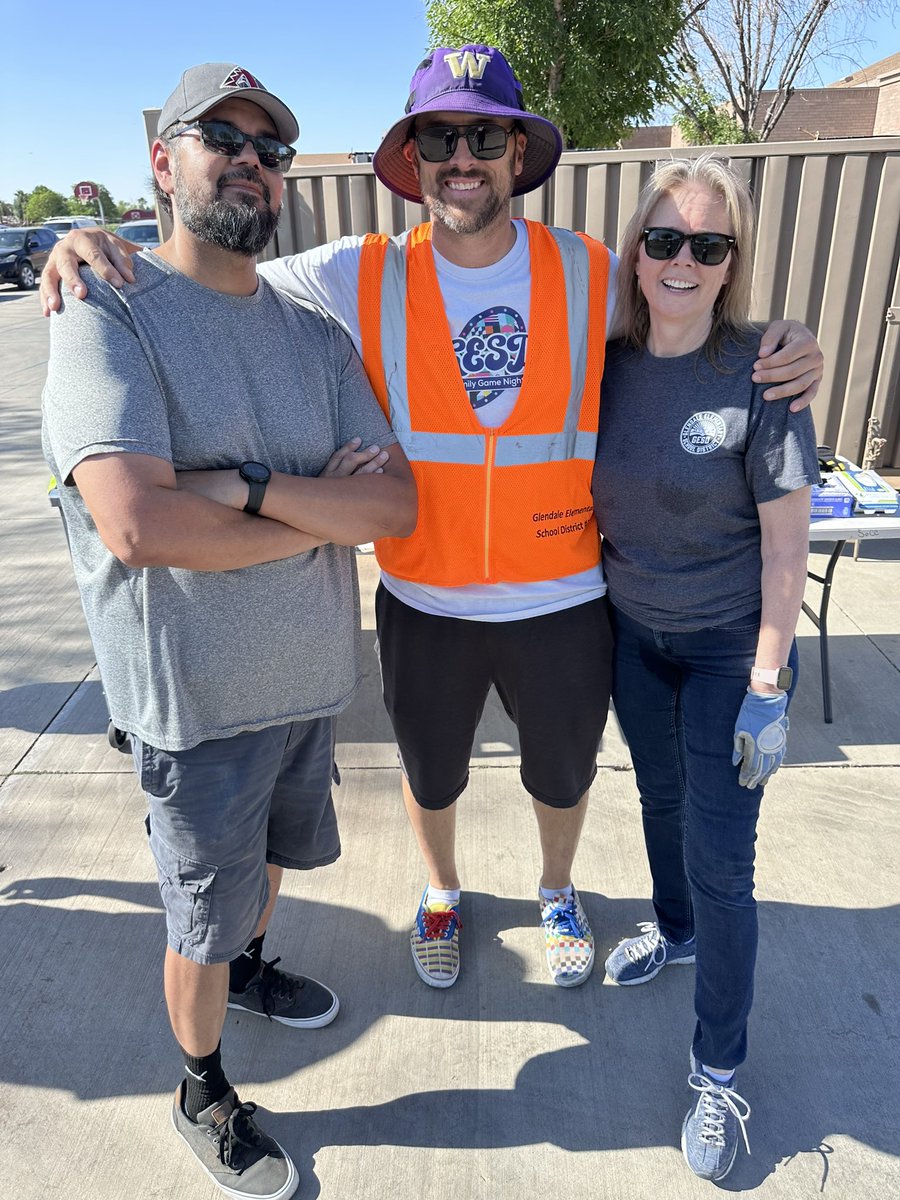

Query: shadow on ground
left=1, top=875, right=896, bottom=1191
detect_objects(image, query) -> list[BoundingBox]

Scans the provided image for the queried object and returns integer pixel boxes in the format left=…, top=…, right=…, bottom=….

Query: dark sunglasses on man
left=169, top=119, right=297, bottom=173
left=414, top=123, right=517, bottom=163
left=642, top=227, right=736, bottom=266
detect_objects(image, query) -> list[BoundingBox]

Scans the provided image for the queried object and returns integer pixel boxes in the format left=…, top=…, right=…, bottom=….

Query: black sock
left=181, top=1042, right=230, bottom=1121
left=228, top=933, right=265, bottom=994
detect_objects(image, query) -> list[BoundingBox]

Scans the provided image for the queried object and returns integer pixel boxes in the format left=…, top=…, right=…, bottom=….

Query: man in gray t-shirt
left=41, top=63, right=415, bottom=1200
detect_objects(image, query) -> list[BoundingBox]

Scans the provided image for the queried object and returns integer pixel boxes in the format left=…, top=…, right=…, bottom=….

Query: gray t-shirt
left=42, top=252, right=396, bottom=750
left=592, top=335, right=818, bottom=631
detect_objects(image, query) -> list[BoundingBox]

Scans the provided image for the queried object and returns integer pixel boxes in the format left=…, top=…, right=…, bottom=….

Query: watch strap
left=750, top=665, right=792, bottom=690
left=243, top=479, right=267, bottom=515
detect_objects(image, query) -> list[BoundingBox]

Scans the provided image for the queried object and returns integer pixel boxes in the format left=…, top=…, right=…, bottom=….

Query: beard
left=172, top=161, right=281, bottom=256
left=422, top=159, right=515, bottom=235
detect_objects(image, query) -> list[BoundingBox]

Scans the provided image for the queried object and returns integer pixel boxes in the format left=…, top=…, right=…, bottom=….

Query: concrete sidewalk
left=1, top=287, right=898, bottom=1199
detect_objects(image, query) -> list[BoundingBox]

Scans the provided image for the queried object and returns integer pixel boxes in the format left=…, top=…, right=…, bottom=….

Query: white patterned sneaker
left=538, top=887, right=594, bottom=987
left=410, top=888, right=462, bottom=988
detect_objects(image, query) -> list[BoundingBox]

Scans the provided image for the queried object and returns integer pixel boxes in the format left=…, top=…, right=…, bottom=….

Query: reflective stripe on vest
left=358, top=220, right=609, bottom=586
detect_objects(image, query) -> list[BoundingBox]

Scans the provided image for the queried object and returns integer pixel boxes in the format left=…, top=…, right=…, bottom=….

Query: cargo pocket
left=152, top=837, right=217, bottom=952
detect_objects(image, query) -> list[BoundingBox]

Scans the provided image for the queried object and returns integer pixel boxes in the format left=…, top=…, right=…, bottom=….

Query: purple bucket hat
left=372, top=45, right=563, bottom=203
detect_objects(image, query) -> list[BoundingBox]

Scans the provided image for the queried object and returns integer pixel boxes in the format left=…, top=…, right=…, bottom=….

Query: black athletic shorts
left=375, top=584, right=614, bottom=811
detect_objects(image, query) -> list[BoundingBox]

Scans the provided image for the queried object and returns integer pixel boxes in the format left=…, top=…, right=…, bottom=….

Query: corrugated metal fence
left=144, top=103, right=899, bottom=469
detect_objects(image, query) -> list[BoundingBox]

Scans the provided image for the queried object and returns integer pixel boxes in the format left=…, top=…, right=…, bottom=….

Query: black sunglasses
left=414, top=123, right=516, bottom=162
left=171, top=120, right=296, bottom=173
left=642, top=227, right=736, bottom=266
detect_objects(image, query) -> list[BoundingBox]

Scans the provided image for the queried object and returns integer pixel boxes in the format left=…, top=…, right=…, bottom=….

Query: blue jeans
left=609, top=605, right=799, bottom=1070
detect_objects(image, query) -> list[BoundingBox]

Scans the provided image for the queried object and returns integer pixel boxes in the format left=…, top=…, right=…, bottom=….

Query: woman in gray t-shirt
left=592, top=155, right=818, bottom=1183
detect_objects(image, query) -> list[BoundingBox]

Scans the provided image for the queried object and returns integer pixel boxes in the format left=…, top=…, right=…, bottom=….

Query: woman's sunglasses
left=414, top=123, right=516, bottom=163
left=642, top=227, right=736, bottom=266
left=171, top=120, right=297, bottom=174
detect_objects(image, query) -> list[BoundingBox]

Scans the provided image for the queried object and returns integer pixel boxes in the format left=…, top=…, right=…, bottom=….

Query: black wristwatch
left=239, top=461, right=271, bottom=515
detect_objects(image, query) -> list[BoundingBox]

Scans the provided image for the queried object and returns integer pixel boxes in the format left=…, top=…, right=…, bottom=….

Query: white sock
left=540, top=883, right=573, bottom=901
left=702, top=1065, right=735, bottom=1085
left=426, top=886, right=460, bottom=907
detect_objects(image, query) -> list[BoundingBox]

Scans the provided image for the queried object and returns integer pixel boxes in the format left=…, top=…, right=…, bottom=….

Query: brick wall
left=875, top=80, right=900, bottom=135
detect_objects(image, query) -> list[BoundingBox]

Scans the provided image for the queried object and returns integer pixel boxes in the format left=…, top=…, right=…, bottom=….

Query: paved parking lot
left=1, top=287, right=898, bottom=1198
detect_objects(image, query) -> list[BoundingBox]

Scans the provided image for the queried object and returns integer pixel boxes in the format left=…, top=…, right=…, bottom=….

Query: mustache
left=217, top=166, right=271, bottom=205
left=436, top=169, right=488, bottom=185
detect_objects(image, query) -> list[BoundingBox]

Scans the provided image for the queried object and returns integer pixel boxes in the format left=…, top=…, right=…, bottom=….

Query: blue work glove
left=732, top=688, right=789, bottom=789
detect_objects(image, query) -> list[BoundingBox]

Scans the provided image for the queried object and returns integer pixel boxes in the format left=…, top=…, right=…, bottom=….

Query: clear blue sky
left=3, top=0, right=898, bottom=207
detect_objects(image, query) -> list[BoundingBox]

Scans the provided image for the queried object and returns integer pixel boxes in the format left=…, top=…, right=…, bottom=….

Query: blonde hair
left=613, top=154, right=756, bottom=365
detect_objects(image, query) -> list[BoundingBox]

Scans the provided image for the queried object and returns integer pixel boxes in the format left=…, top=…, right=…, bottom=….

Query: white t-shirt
left=259, top=221, right=618, bottom=620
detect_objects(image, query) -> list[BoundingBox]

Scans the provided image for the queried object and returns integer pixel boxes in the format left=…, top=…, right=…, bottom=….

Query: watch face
left=777, top=667, right=794, bottom=690
left=241, top=461, right=270, bottom=483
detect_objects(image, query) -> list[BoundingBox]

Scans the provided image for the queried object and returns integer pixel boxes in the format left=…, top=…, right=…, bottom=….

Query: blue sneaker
left=604, top=921, right=695, bottom=985
left=681, top=1061, right=751, bottom=1181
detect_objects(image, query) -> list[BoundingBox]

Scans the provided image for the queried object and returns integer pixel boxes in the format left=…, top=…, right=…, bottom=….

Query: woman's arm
left=753, top=485, right=813, bottom=689
left=732, top=485, right=811, bottom=789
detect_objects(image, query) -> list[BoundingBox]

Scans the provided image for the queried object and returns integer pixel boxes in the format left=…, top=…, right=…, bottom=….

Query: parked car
left=41, top=216, right=100, bottom=236
left=0, top=225, right=58, bottom=289
left=113, top=218, right=160, bottom=249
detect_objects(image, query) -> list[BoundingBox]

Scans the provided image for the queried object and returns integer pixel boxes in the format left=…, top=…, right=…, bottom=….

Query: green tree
left=673, top=79, right=757, bottom=145
left=14, top=191, right=28, bottom=222
left=425, top=0, right=686, bottom=149
left=24, top=186, right=71, bottom=223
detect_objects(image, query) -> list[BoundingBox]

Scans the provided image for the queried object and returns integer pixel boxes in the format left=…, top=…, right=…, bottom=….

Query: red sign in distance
left=74, top=181, right=99, bottom=200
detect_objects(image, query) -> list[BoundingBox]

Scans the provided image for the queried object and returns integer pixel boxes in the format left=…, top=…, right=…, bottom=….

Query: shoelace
left=254, top=957, right=304, bottom=1016
left=541, top=899, right=583, bottom=939
left=623, top=921, right=666, bottom=971
left=421, top=909, right=460, bottom=939
left=208, top=1100, right=268, bottom=1170
left=687, top=1073, right=752, bottom=1156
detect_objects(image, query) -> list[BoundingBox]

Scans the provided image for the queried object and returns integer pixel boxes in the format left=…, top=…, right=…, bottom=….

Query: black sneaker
left=171, top=1081, right=298, bottom=1200
left=227, top=956, right=339, bottom=1028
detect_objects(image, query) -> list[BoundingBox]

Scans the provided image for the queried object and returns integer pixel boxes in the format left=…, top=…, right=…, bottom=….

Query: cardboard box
left=835, top=465, right=900, bottom=515
left=811, top=475, right=854, bottom=519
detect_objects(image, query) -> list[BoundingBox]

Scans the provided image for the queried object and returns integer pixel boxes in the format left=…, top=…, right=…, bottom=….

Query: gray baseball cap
left=157, top=63, right=299, bottom=145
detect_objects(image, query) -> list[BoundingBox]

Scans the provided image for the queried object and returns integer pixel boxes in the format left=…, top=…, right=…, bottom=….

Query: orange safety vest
left=358, top=219, right=609, bottom=587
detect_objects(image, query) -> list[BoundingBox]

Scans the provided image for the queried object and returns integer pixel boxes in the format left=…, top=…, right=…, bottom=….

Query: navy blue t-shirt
left=592, top=335, right=818, bottom=631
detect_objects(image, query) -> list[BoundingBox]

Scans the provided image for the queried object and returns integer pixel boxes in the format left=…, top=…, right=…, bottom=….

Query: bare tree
left=673, top=0, right=878, bottom=142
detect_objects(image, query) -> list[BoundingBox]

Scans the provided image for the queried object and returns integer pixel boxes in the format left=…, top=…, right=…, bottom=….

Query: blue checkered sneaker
left=410, top=888, right=461, bottom=988
left=538, top=887, right=594, bottom=987
left=604, top=921, right=695, bottom=985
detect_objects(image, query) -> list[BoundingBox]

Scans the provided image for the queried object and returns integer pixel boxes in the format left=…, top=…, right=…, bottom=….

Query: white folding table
left=806, top=515, right=900, bottom=722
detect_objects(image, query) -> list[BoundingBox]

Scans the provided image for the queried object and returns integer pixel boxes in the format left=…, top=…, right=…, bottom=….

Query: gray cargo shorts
left=131, top=718, right=341, bottom=965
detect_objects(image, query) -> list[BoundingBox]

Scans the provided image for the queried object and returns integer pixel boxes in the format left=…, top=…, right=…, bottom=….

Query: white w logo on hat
left=443, top=51, right=491, bottom=80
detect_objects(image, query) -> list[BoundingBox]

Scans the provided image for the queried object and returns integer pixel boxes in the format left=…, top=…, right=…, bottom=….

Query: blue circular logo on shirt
left=452, top=306, right=527, bottom=410
left=680, top=411, right=726, bottom=455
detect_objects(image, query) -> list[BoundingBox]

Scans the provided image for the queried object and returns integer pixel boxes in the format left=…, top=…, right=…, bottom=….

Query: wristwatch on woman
left=750, top=665, right=793, bottom=691
left=239, top=461, right=271, bottom=515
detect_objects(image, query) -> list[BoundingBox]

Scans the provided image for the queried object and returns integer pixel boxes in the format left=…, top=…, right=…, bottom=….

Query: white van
left=42, top=216, right=101, bottom=236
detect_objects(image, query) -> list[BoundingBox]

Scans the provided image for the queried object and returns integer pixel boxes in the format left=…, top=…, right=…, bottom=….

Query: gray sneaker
left=172, top=1081, right=299, bottom=1200
left=604, top=921, right=695, bottom=985
left=681, top=1063, right=751, bottom=1182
